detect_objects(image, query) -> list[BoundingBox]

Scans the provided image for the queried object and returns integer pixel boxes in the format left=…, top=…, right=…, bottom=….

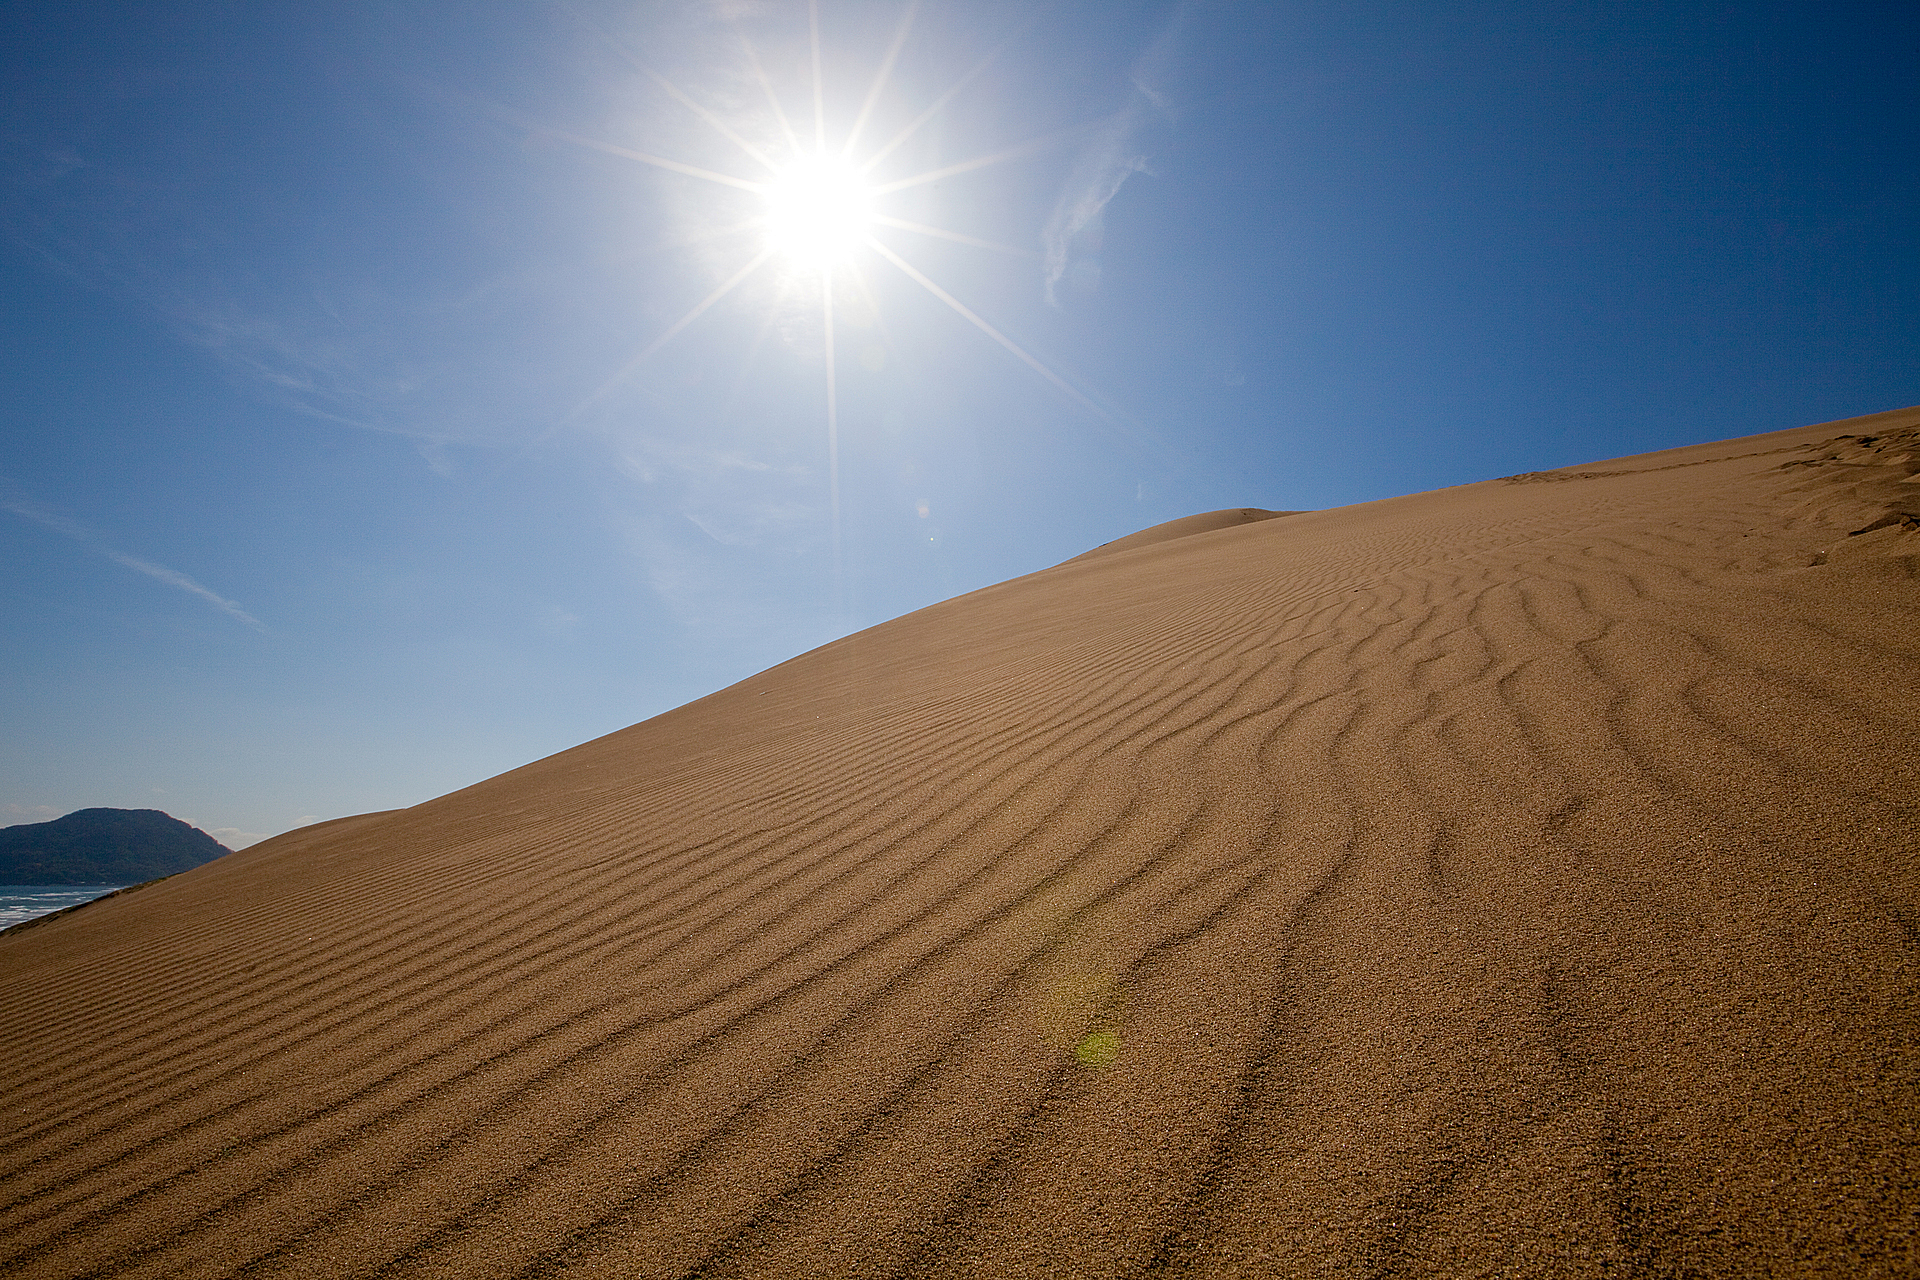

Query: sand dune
left=3, top=408, right=1916, bottom=1278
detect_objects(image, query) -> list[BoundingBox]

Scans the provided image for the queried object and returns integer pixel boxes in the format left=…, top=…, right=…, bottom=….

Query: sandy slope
left=2, top=408, right=1917, bottom=1279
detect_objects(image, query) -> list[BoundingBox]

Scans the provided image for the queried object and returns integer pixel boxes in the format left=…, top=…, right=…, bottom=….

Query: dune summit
left=3, top=408, right=1917, bottom=1278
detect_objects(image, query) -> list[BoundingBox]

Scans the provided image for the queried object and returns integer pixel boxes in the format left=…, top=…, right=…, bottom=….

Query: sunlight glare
left=763, top=153, right=875, bottom=267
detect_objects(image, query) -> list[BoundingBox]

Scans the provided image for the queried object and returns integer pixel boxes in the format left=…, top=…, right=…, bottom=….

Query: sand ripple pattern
left=3, top=410, right=1917, bottom=1277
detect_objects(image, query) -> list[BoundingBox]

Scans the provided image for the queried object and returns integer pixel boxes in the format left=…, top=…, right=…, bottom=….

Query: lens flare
left=763, top=153, right=875, bottom=267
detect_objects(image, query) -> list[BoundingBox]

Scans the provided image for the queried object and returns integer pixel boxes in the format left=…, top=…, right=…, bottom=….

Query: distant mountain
left=0, top=809, right=231, bottom=885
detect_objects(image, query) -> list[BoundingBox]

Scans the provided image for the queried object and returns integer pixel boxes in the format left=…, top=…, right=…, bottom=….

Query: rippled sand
left=3, top=407, right=1916, bottom=1278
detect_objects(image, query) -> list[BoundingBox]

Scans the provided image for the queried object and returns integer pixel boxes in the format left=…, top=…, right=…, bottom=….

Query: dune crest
left=1066, top=507, right=1302, bottom=563
left=2, top=409, right=1917, bottom=1278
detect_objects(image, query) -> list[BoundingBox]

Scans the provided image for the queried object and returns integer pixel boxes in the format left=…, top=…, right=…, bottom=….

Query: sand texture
left=3, top=409, right=1918, bottom=1278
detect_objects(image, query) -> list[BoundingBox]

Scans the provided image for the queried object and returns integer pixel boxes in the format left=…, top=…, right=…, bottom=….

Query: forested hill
left=0, top=809, right=231, bottom=885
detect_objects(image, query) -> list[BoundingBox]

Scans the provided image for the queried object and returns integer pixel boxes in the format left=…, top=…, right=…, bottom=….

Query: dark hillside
left=0, top=809, right=230, bottom=884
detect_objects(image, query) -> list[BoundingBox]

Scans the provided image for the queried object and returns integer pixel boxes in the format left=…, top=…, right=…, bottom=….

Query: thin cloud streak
left=1042, top=4, right=1192, bottom=305
left=1, top=495, right=266, bottom=631
left=1042, top=149, right=1147, bottom=303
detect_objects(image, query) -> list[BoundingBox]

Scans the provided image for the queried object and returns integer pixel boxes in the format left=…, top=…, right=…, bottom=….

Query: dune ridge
left=1065, top=508, right=1302, bottom=563
left=2, top=408, right=1916, bottom=1277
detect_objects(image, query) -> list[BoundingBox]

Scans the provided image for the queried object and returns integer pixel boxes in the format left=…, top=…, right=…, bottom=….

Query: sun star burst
left=763, top=153, right=876, bottom=269
left=563, top=0, right=1116, bottom=580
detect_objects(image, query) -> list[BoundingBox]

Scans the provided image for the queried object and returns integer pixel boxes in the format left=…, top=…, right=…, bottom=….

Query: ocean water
left=0, top=885, right=126, bottom=930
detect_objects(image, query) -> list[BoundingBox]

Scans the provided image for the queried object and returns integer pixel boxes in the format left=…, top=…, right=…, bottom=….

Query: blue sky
left=2, top=0, right=1914, bottom=847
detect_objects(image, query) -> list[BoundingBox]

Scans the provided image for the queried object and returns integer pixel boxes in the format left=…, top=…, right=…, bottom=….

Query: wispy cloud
left=615, top=440, right=813, bottom=552
left=1043, top=149, right=1148, bottom=304
left=1, top=125, right=591, bottom=454
left=3, top=803, right=60, bottom=826
left=1043, top=5, right=1193, bottom=305
left=0, top=493, right=267, bottom=631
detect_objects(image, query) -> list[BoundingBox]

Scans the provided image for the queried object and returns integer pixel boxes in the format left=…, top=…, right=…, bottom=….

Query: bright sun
left=567, top=2, right=1114, bottom=587
left=573, top=2, right=1109, bottom=436
left=762, top=153, right=875, bottom=268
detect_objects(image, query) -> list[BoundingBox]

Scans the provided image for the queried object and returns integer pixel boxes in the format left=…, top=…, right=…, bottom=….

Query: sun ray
left=722, top=308, right=783, bottom=413
left=540, top=126, right=766, bottom=193
left=865, top=236, right=1113, bottom=423
left=643, top=212, right=776, bottom=256
left=842, top=0, right=918, bottom=160
left=572, top=247, right=774, bottom=415
left=859, top=15, right=1041, bottom=175
left=845, top=256, right=886, bottom=329
left=821, top=266, right=843, bottom=603
left=809, top=0, right=827, bottom=153
left=870, top=215, right=1038, bottom=259
left=868, top=123, right=1088, bottom=196
left=557, top=4, right=778, bottom=173
left=860, top=51, right=993, bottom=175
left=738, top=35, right=805, bottom=160
left=639, top=68, right=778, bottom=173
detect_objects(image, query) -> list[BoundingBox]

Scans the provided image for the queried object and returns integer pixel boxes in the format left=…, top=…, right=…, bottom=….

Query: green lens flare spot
left=1074, top=1029, right=1121, bottom=1068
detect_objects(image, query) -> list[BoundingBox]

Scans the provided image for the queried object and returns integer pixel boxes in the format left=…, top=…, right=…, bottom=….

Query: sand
left=2, top=408, right=1916, bottom=1278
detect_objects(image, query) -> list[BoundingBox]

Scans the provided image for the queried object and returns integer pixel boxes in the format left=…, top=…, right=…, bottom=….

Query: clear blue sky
left=2, top=0, right=1914, bottom=847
